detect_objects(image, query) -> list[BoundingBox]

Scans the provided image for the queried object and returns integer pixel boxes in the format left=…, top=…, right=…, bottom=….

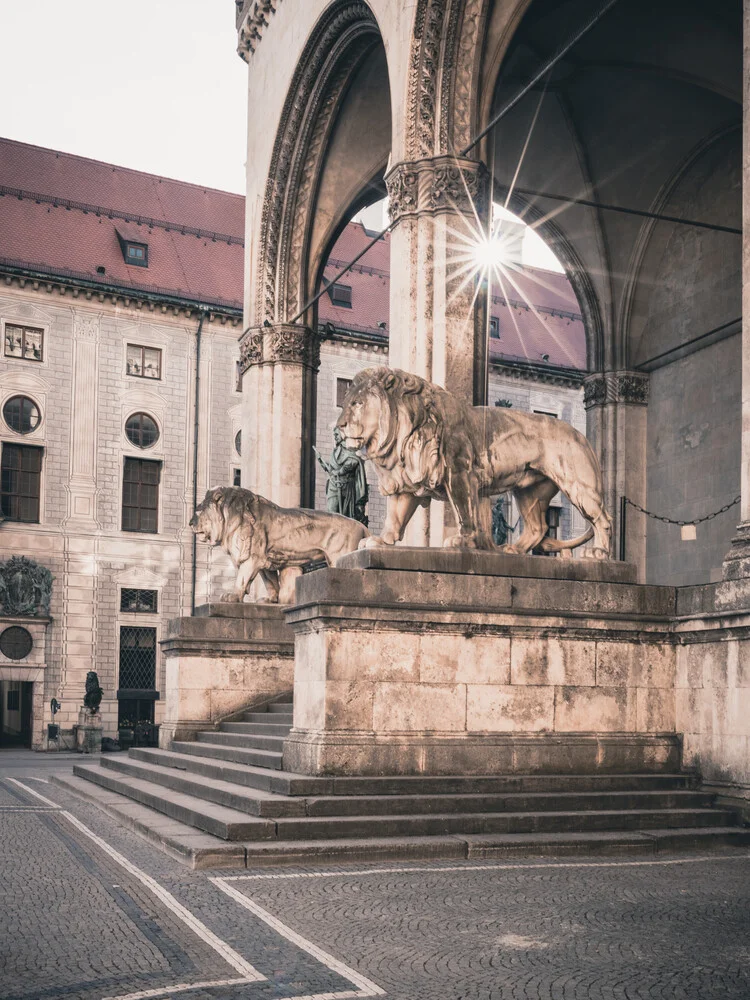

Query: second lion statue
left=337, top=367, right=612, bottom=558
left=191, top=487, right=368, bottom=603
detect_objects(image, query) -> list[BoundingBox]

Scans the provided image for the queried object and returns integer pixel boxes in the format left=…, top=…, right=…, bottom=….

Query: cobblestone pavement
left=1, top=752, right=749, bottom=1000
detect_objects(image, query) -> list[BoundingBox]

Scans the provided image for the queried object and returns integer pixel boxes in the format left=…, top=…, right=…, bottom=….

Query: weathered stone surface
left=554, top=686, right=636, bottom=732
left=466, top=685, right=554, bottom=733
left=511, top=638, right=595, bottom=687
left=372, top=682, right=466, bottom=732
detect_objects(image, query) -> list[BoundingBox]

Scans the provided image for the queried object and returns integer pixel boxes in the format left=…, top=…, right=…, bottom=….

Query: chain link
left=623, top=495, right=740, bottom=527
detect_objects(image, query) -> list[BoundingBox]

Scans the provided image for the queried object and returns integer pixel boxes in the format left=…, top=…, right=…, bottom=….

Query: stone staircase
left=61, top=699, right=750, bottom=869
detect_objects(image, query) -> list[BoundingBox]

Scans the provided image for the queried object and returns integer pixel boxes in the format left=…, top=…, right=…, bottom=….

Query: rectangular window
left=120, top=588, right=158, bottom=614
left=125, top=242, right=148, bottom=267
left=126, top=344, right=161, bottom=379
left=235, top=361, right=243, bottom=393
left=336, top=377, right=352, bottom=408
left=233, top=467, right=241, bottom=487
left=7, top=689, right=20, bottom=711
left=1, top=444, right=42, bottom=523
left=122, top=458, right=160, bottom=533
left=118, top=626, right=157, bottom=691
left=489, top=317, right=500, bottom=339
left=4, top=324, right=44, bottom=361
left=329, top=283, right=352, bottom=308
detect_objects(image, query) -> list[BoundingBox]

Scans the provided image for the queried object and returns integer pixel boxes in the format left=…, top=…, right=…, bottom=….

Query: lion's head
left=191, top=486, right=272, bottom=548
left=337, top=367, right=444, bottom=493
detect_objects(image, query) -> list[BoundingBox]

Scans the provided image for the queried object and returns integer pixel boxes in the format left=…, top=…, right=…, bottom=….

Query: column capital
left=583, top=370, right=650, bottom=410
left=385, top=156, right=489, bottom=224
left=239, top=323, right=320, bottom=374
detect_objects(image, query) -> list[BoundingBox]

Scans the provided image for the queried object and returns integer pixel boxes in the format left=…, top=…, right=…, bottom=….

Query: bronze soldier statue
left=315, top=427, right=369, bottom=525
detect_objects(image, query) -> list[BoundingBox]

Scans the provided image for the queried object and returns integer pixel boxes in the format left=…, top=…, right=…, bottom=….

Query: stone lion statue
left=191, top=486, right=369, bottom=604
left=84, top=671, right=103, bottom=714
left=337, top=367, right=612, bottom=558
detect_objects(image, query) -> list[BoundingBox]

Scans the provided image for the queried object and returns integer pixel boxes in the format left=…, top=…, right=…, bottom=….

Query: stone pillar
left=65, top=312, right=100, bottom=527
left=583, top=371, right=649, bottom=576
left=716, top=1, right=750, bottom=609
left=386, top=155, right=489, bottom=544
left=239, top=323, right=320, bottom=508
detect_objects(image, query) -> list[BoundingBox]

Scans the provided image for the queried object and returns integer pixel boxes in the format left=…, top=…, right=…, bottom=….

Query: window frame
left=117, top=623, right=158, bottom=694
left=1, top=442, right=43, bottom=523
left=3, top=322, right=45, bottom=362
left=2, top=395, right=42, bottom=436
left=489, top=317, right=500, bottom=339
left=121, top=456, right=161, bottom=534
left=125, top=412, right=160, bottom=450
left=335, top=377, right=353, bottom=409
left=124, top=241, right=149, bottom=268
left=328, top=283, right=353, bottom=308
left=119, top=588, right=159, bottom=614
left=126, top=344, right=162, bottom=381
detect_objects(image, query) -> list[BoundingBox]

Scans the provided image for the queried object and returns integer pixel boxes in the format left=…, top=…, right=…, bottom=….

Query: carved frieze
left=583, top=371, right=650, bottom=409
left=238, top=324, right=319, bottom=373
left=385, top=156, right=488, bottom=224
left=237, top=1, right=282, bottom=61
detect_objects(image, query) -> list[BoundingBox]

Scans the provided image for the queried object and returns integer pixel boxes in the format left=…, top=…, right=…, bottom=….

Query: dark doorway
left=0, top=681, right=33, bottom=747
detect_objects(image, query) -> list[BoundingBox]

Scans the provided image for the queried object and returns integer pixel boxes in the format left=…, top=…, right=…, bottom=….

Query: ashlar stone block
left=511, top=637, right=595, bottom=687
left=554, top=685, right=636, bottom=732
left=466, top=685, right=554, bottom=733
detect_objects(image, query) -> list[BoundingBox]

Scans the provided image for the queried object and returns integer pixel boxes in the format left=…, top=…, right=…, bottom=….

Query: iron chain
left=623, top=495, right=740, bottom=527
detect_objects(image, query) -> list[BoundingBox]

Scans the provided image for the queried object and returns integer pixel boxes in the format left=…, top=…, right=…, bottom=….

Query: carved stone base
left=75, top=709, right=102, bottom=754
left=715, top=523, right=750, bottom=611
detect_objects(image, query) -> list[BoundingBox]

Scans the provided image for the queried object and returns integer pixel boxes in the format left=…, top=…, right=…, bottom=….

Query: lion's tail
left=538, top=525, right=594, bottom=553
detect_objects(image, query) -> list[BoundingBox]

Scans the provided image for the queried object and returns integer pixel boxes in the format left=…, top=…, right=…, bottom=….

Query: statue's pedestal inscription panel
left=283, top=548, right=677, bottom=776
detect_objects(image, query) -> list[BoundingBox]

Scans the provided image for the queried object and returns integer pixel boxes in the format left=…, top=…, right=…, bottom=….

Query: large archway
left=478, top=0, right=742, bottom=583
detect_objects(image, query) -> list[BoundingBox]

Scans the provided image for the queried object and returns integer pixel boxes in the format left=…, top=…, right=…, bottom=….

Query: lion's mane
left=200, top=487, right=277, bottom=563
left=349, top=368, right=446, bottom=494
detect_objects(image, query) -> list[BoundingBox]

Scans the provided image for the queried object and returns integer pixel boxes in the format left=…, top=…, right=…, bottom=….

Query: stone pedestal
left=283, top=549, right=678, bottom=776
left=75, top=709, right=102, bottom=754
left=159, top=603, right=294, bottom=747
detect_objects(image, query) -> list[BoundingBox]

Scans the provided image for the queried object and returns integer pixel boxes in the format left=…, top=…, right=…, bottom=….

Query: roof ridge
left=0, top=136, right=244, bottom=199
left=0, top=185, right=245, bottom=246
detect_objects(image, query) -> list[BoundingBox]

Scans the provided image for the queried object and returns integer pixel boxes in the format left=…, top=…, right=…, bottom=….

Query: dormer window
left=328, top=282, right=352, bottom=308
left=116, top=229, right=149, bottom=267
left=125, top=242, right=148, bottom=267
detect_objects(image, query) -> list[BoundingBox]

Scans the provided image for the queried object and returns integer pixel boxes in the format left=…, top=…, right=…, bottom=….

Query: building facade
left=0, top=138, right=584, bottom=749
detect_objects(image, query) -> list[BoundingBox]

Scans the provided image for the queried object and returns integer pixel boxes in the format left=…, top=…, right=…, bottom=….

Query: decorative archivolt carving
left=256, top=2, right=377, bottom=325
left=238, top=324, right=320, bottom=373
left=406, top=0, right=488, bottom=159
left=583, top=371, right=650, bottom=409
left=236, top=1, right=283, bottom=61
left=386, top=156, right=488, bottom=223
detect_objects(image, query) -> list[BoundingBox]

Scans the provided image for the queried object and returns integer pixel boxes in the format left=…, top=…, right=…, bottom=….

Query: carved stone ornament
left=583, top=372, right=650, bottom=409
left=237, top=0, right=282, bottom=61
left=0, top=556, right=53, bottom=616
left=238, top=324, right=320, bottom=373
left=385, top=156, right=488, bottom=224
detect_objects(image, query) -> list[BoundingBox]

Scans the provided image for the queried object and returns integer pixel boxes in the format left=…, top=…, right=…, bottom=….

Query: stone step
left=72, top=764, right=276, bottom=841
left=53, top=772, right=750, bottom=869
left=157, top=746, right=702, bottom=796
left=198, top=730, right=286, bottom=752
left=172, top=739, right=284, bottom=770
left=99, top=756, right=306, bottom=817
left=105, top=753, right=714, bottom=819
left=244, top=711, right=293, bottom=723
left=218, top=724, right=288, bottom=748
left=267, top=703, right=294, bottom=713
left=270, top=807, right=738, bottom=841
left=236, top=720, right=293, bottom=736
left=240, top=827, right=750, bottom=867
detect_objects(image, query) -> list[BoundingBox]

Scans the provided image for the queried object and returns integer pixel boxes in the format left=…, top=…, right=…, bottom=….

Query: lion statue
left=191, top=486, right=369, bottom=604
left=337, top=367, right=612, bottom=558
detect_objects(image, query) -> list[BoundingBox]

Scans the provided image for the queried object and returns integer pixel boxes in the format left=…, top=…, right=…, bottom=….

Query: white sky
left=0, top=0, right=248, bottom=194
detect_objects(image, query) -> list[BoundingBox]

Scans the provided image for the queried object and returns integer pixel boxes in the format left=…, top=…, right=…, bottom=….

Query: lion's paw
left=256, top=596, right=279, bottom=604
left=581, top=547, right=609, bottom=561
left=359, top=535, right=391, bottom=549
left=443, top=533, right=481, bottom=550
left=219, top=592, right=242, bottom=603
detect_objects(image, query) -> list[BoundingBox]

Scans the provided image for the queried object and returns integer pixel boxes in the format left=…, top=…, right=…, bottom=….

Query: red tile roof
left=0, top=138, right=587, bottom=367
left=0, top=138, right=244, bottom=309
left=319, top=219, right=587, bottom=370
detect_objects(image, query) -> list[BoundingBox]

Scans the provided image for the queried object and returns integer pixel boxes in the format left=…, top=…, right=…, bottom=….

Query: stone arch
left=255, top=0, right=389, bottom=326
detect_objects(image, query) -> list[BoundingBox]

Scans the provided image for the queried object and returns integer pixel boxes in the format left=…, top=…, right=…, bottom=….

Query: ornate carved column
left=583, top=371, right=649, bottom=575
left=239, top=322, right=320, bottom=508
left=715, top=0, right=750, bottom=609
left=65, top=312, right=100, bottom=527
left=386, top=155, right=490, bottom=545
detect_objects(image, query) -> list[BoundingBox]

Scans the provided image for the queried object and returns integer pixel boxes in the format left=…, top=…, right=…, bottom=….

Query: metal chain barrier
left=623, top=495, right=740, bottom=527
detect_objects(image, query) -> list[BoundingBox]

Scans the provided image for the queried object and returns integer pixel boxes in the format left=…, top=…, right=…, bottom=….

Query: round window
left=234, top=430, right=241, bottom=457
left=125, top=412, right=159, bottom=448
left=0, top=626, right=33, bottom=661
left=3, top=395, right=40, bottom=434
